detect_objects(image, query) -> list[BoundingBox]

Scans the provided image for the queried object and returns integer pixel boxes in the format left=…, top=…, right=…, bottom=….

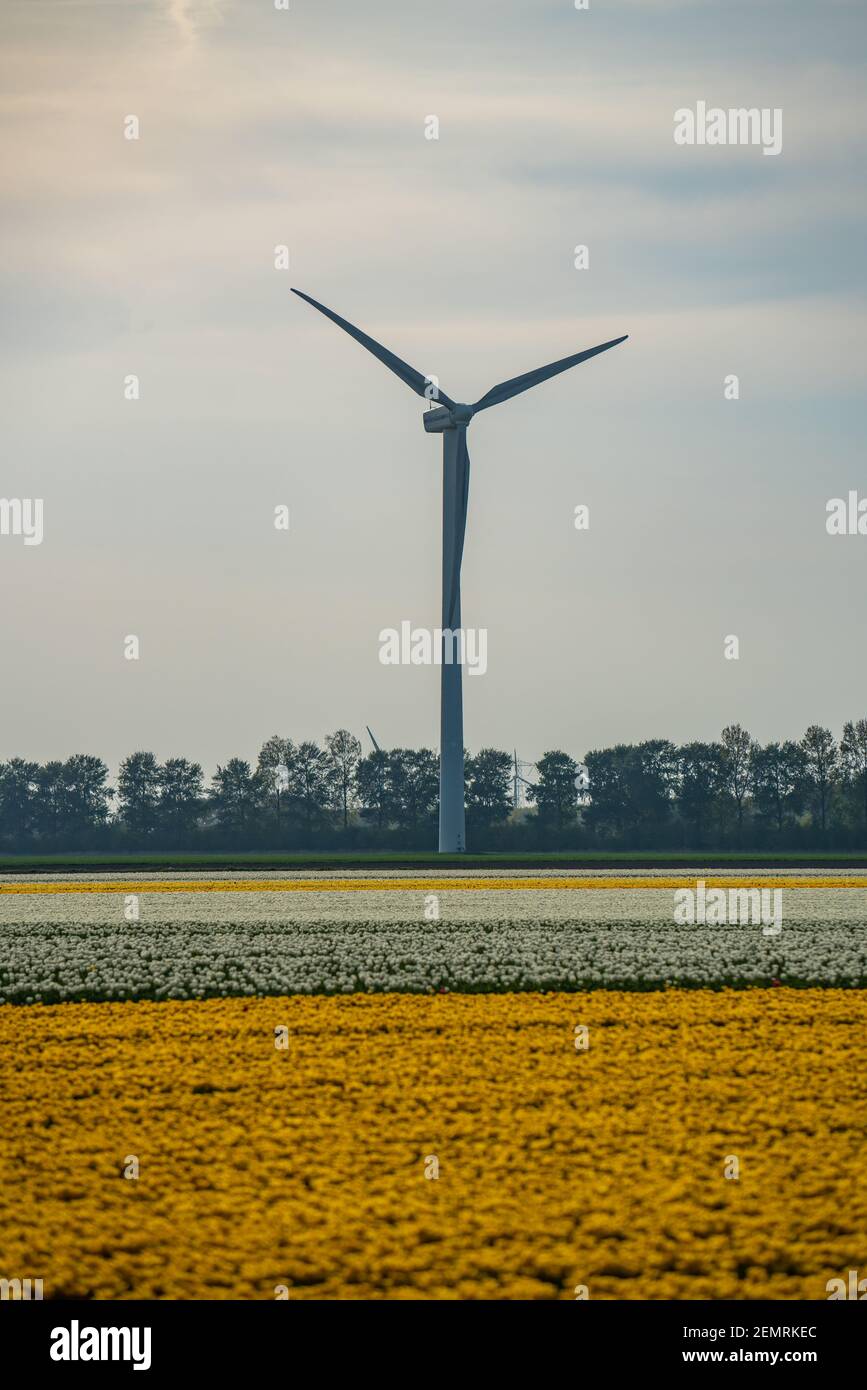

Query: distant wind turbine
left=292, top=288, right=627, bottom=852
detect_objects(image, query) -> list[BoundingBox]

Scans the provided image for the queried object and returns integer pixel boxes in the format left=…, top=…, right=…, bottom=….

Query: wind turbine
left=291, top=288, right=627, bottom=852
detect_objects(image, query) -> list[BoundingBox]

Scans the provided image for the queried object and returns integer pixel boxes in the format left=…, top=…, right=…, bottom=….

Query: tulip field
left=0, top=870, right=865, bottom=1299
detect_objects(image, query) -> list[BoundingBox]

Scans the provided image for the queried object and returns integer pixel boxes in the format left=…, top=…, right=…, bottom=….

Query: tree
left=800, top=725, right=839, bottom=834
left=527, top=750, right=579, bottom=828
left=466, top=748, right=512, bottom=828
left=2, top=719, right=861, bottom=852
left=32, top=761, right=67, bottom=839
left=583, top=742, right=677, bottom=839
left=628, top=740, right=679, bottom=829
left=678, top=742, right=722, bottom=842
left=840, top=719, right=867, bottom=832
left=159, top=758, right=204, bottom=838
left=389, top=748, right=439, bottom=829
left=356, top=749, right=393, bottom=829
left=720, top=724, right=754, bottom=835
left=287, top=741, right=332, bottom=837
left=325, top=730, right=361, bottom=828
left=583, top=746, right=630, bottom=837
left=0, top=758, right=38, bottom=840
left=750, top=741, right=805, bottom=832
left=117, top=751, right=161, bottom=835
left=255, top=736, right=295, bottom=831
left=210, top=759, right=258, bottom=832
left=62, top=755, right=112, bottom=834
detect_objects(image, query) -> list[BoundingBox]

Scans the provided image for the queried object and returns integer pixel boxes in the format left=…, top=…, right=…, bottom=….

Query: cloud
left=0, top=0, right=865, bottom=766
left=164, top=0, right=226, bottom=50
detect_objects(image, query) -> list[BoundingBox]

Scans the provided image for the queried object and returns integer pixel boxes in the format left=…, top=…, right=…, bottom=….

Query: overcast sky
left=1, top=0, right=866, bottom=778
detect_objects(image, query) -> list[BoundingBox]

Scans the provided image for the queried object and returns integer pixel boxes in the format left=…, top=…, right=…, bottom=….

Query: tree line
left=0, top=720, right=865, bottom=850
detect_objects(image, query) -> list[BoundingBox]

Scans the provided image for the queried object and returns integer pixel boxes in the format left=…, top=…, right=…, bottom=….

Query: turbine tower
left=291, top=288, right=627, bottom=852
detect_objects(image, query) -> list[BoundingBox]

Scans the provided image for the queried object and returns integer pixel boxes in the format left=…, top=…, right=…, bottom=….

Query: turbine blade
left=444, top=428, right=470, bottom=631
left=472, top=334, right=628, bottom=413
left=291, top=288, right=456, bottom=409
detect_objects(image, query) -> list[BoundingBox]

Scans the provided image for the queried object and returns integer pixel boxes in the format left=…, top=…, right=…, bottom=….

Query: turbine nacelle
left=423, top=403, right=474, bottom=433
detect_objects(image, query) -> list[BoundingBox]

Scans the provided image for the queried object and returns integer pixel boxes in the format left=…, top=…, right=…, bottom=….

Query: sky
left=1, top=0, right=866, bottom=779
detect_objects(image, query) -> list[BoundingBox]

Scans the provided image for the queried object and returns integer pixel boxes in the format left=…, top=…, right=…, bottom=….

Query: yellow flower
left=0, top=990, right=864, bottom=1300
